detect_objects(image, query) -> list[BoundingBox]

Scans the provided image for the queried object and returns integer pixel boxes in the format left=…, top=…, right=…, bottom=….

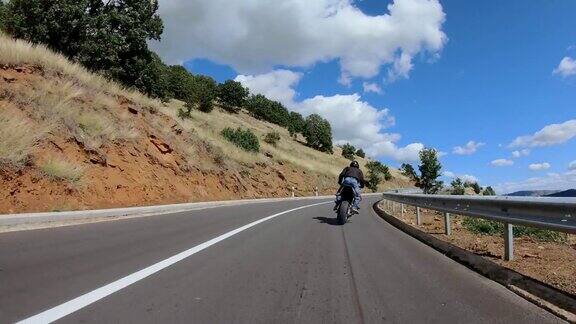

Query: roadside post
left=504, top=223, right=514, bottom=261
left=444, top=212, right=451, bottom=235
left=416, top=207, right=421, bottom=226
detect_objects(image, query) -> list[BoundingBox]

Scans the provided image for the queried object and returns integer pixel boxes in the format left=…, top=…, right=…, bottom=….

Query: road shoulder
left=372, top=201, right=576, bottom=323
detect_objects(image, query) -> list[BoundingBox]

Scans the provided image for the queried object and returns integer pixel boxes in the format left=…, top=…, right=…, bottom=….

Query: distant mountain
left=505, top=190, right=561, bottom=197
left=545, top=189, right=576, bottom=197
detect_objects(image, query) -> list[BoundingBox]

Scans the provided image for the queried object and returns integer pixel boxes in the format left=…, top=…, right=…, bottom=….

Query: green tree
left=245, top=94, right=290, bottom=126
left=218, top=80, right=249, bottom=113
left=165, top=67, right=216, bottom=115
left=365, top=161, right=391, bottom=192
left=165, top=65, right=195, bottom=102
left=400, top=163, right=418, bottom=181
left=5, top=0, right=164, bottom=97
left=483, top=186, right=496, bottom=196
left=470, top=182, right=482, bottom=194
left=192, top=75, right=217, bottom=113
left=0, top=1, right=7, bottom=31
left=450, top=178, right=465, bottom=195
left=303, top=114, right=333, bottom=153
left=287, top=111, right=306, bottom=137
left=355, top=149, right=366, bottom=158
left=341, top=143, right=356, bottom=160
left=417, top=148, right=443, bottom=194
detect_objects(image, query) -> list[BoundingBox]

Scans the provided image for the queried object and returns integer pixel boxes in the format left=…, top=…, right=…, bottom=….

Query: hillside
left=504, top=190, right=560, bottom=197
left=545, top=189, right=576, bottom=197
left=0, top=35, right=412, bottom=214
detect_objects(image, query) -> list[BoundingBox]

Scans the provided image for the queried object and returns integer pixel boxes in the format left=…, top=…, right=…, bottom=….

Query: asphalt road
left=0, top=196, right=564, bottom=323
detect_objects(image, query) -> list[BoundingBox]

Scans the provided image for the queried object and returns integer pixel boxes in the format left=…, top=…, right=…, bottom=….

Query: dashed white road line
left=17, top=201, right=331, bottom=323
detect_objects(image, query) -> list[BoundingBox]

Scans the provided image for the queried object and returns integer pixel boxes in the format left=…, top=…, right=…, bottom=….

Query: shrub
left=483, top=186, right=496, bottom=196
left=355, top=149, right=366, bottom=158
left=462, top=217, right=566, bottom=242
left=450, top=178, right=465, bottom=195
left=41, top=156, right=84, bottom=183
left=303, top=114, right=333, bottom=153
left=221, top=127, right=260, bottom=152
left=218, top=80, right=249, bottom=113
left=341, top=143, right=356, bottom=160
left=264, top=131, right=281, bottom=146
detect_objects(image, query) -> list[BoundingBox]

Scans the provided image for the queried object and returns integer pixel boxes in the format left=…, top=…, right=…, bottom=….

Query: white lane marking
left=18, top=201, right=330, bottom=323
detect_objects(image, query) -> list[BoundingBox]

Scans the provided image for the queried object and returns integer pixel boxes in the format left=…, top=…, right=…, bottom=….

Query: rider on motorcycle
left=335, top=161, right=365, bottom=213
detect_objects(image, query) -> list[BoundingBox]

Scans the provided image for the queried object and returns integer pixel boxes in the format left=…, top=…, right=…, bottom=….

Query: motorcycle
left=335, top=185, right=357, bottom=225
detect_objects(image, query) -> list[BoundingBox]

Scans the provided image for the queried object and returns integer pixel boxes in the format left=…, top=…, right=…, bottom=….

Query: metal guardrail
left=381, top=191, right=576, bottom=260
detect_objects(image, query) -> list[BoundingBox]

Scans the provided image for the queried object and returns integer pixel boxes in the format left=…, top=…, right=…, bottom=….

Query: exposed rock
left=150, top=137, right=173, bottom=154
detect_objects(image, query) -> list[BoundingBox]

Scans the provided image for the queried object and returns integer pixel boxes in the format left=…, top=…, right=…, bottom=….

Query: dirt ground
left=378, top=202, right=576, bottom=296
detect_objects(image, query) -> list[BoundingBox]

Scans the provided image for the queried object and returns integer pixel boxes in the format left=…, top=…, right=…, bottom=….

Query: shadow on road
left=313, top=216, right=341, bottom=226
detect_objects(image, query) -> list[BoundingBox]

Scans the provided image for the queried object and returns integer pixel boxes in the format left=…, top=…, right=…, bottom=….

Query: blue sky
left=153, top=0, right=576, bottom=193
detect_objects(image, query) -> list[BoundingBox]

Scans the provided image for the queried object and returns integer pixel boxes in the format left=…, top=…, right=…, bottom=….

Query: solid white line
left=17, top=201, right=331, bottom=323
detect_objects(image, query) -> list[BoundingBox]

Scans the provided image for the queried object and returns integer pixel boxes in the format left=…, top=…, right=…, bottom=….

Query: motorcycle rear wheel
left=337, top=200, right=349, bottom=225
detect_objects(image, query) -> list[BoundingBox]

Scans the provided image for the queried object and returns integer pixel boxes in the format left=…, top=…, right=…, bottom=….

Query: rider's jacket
left=338, top=166, right=365, bottom=188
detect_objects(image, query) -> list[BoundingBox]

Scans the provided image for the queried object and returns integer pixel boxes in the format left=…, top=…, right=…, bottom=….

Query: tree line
left=0, top=0, right=333, bottom=154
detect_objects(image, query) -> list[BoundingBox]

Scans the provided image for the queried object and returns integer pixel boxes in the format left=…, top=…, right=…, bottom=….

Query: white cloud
left=152, top=0, right=447, bottom=83
left=510, top=119, right=576, bottom=148
left=511, top=149, right=530, bottom=158
left=442, top=171, right=478, bottom=183
left=553, top=56, right=576, bottom=77
left=495, top=170, right=576, bottom=193
left=490, top=159, right=514, bottom=167
left=528, top=162, right=551, bottom=171
left=460, top=174, right=479, bottom=183
left=569, top=160, right=576, bottom=170
left=362, top=82, right=383, bottom=94
left=387, top=52, right=414, bottom=82
left=235, top=69, right=302, bottom=106
left=236, top=69, right=424, bottom=162
left=452, top=140, right=484, bottom=155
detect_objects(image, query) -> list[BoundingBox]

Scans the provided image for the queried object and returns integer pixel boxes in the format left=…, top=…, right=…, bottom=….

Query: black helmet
left=350, top=161, right=359, bottom=168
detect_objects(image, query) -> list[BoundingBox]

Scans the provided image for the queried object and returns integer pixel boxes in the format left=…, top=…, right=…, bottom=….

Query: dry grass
left=0, top=107, right=43, bottom=167
left=0, top=33, right=162, bottom=111
left=41, top=156, right=84, bottom=183
left=159, top=101, right=378, bottom=177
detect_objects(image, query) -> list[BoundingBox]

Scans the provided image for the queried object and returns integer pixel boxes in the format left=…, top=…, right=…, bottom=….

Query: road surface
left=0, top=196, right=564, bottom=323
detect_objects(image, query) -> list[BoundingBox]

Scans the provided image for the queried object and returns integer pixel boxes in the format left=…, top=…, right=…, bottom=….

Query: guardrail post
left=416, top=207, right=421, bottom=226
left=504, top=223, right=514, bottom=261
left=444, top=213, right=451, bottom=235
